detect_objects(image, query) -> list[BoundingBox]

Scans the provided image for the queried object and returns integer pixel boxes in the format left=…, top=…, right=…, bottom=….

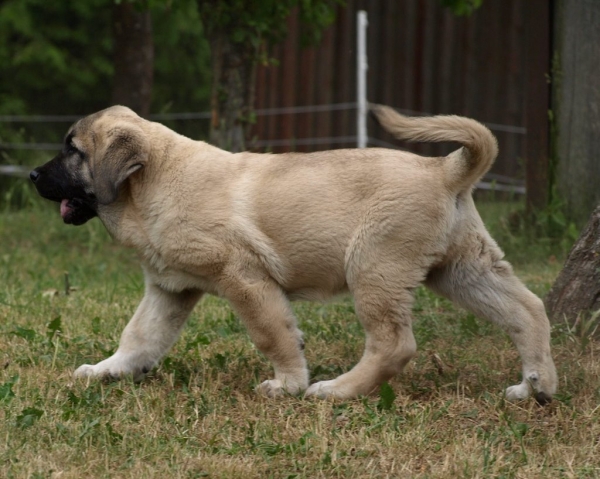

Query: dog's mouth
left=60, top=199, right=73, bottom=220
left=59, top=198, right=97, bottom=225
left=30, top=159, right=99, bottom=226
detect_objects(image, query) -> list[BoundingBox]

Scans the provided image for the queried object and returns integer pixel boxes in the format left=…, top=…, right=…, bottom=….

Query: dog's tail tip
left=370, top=105, right=498, bottom=192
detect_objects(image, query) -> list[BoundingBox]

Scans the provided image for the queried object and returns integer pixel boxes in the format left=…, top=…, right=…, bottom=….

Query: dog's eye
left=66, top=143, right=84, bottom=159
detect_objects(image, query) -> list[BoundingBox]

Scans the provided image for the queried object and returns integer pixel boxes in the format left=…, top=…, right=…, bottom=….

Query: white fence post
left=357, top=10, right=368, bottom=149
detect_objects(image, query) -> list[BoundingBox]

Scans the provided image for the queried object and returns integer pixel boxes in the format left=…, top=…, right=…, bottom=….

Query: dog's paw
left=73, top=363, right=134, bottom=381
left=506, top=370, right=557, bottom=406
left=256, top=378, right=306, bottom=397
left=505, top=371, right=555, bottom=404
left=305, top=380, right=347, bottom=399
left=73, top=364, right=98, bottom=379
left=73, top=353, right=152, bottom=382
left=256, top=379, right=287, bottom=397
left=505, top=382, right=530, bottom=401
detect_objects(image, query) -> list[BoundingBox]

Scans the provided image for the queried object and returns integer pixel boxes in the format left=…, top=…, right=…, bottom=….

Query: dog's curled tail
left=370, top=104, right=498, bottom=192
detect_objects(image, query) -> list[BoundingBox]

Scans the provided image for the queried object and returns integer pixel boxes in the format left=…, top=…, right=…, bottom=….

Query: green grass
left=1, top=188, right=599, bottom=478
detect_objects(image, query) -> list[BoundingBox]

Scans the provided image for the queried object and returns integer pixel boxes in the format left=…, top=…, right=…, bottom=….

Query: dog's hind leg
left=221, top=275, right=308, bottom=397
left=74, top=283, right=203, bottom=381
left=426, top=255, right=558, bottom=404
left=305, top=263, right=422, bottom=399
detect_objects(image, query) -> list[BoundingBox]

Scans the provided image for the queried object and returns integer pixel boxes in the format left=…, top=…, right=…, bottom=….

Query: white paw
left=73, top=362, right=132, bottom=380
left=255, top=376, right=306, bottom=397
left=73, top=353, right=152, bottom=382
left=305, top=380, right=342, bottom=399
left=256, top=379, right=287, bottom=397
left=505, top=382, right=530, bottom=401
left=73, top=364, right=97, bottom=378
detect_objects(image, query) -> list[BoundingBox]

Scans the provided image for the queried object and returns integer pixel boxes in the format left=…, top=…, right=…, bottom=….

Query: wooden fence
left=253, top=0, right=549, bottom=180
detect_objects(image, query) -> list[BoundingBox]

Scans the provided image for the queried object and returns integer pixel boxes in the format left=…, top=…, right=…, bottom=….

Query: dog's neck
left=98, top=123, right=230, bottom=253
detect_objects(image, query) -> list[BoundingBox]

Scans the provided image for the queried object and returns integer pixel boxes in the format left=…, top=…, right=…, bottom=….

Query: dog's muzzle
left=30, top=165, right=98, bottom=226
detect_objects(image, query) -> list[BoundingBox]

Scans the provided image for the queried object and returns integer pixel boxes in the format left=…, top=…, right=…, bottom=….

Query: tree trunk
left=552, top=0, right=600, bottom=225
left=208, top=32, right=259, bottom=152
left=546, top=204, right=600, bottom=324
left=111, top=2, right=154, bottom=117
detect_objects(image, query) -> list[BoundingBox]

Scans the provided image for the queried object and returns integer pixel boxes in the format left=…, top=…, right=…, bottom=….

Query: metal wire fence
left=0, top=103, right=526, bottom=194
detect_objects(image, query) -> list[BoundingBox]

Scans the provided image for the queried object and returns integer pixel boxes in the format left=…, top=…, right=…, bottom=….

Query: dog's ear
left=93, top=124, right=149, bottom=205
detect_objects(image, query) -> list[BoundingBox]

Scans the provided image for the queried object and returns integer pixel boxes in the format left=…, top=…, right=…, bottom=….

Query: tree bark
left=208, top=32, right=259, bottom=152
left=546, top=204, right=600, bottom=324
left=553, top=0, right=600, bottom=225
left=111, top=2, right=154, bottom=117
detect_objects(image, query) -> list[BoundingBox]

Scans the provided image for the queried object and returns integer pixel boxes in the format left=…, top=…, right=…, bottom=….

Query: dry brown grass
left=1, top=203, right=599, bottom=478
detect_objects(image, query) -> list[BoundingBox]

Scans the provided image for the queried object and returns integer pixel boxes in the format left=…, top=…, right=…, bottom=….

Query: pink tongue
left=60, top=199, right=72, bottom=219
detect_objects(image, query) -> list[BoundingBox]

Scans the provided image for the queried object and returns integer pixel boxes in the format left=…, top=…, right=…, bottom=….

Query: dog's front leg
left=74, top=283, right=203, bottom=381
left=222, top=275, right=308, bottom=397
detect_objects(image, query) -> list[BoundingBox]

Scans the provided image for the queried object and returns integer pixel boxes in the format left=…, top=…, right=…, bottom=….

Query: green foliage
left=9, top=326, right=38, bottom=343
left=0, top=0, right=212, bottom=166
left=46, top=317, right=63, bottom=342
left=439, top=0, right=483, bottom=16
left=150, top=0, right=212, bottom=112
left=0, top=375, right=18, bottom=403
left=196, top=0, right=343, bottom=48
left=16, top=407, right=44, bottom=428
left=377, top=382, right=396, bottom=411
left=0, top=0, right=114, bottom=116
left=150, top=0, right=211, bottom=138
left=533, top=188, right=579, bottom=242
left=475, top=199, right=577, bottom=266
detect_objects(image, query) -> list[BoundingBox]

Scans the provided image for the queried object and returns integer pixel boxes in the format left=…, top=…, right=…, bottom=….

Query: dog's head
left=30, top=106, right=149, bottom=225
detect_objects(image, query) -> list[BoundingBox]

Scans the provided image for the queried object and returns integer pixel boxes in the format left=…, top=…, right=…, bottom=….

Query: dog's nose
left=29, top=170, right=40, bottom=182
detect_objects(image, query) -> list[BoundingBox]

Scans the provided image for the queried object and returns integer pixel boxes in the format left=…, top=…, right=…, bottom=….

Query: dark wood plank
left=525, top=0, right=551, bottom=211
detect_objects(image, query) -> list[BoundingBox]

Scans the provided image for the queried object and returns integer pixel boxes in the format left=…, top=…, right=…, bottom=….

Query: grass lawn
left=1, top=195, right=599, bottom=478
